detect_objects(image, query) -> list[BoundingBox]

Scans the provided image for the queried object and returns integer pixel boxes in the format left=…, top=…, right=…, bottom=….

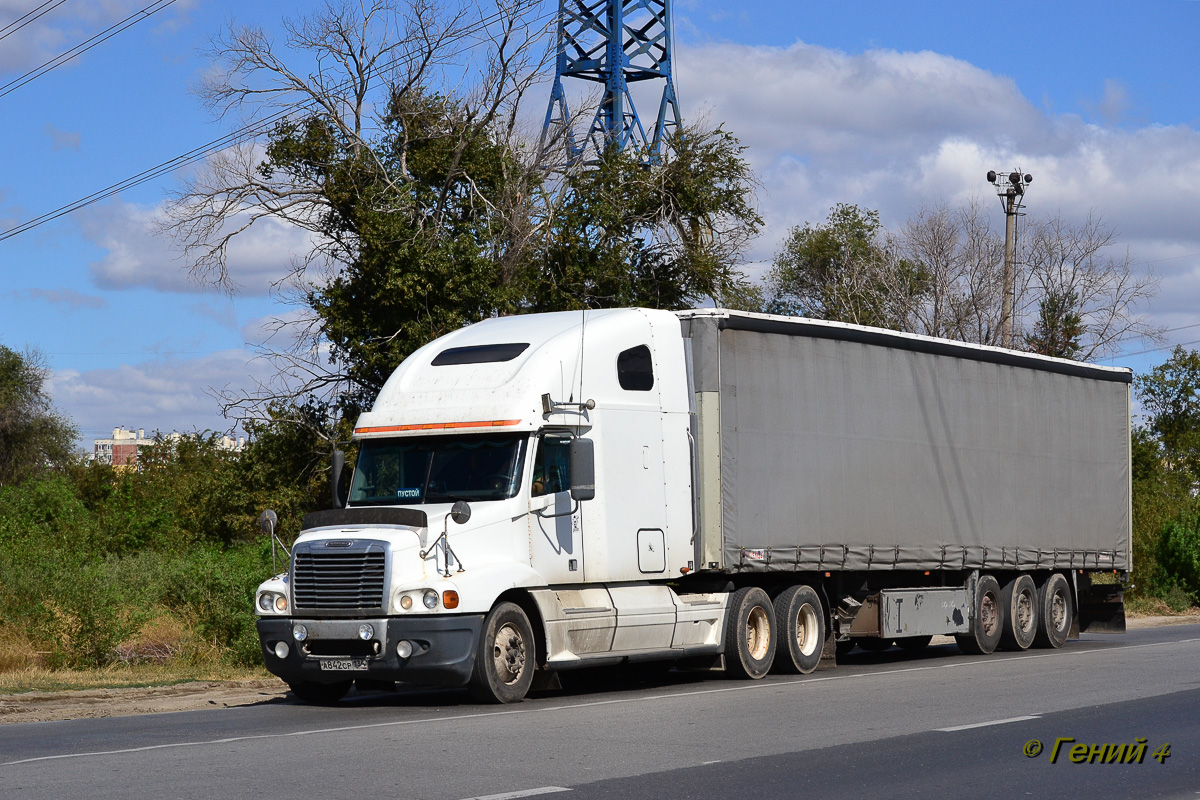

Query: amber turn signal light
left=442, top=590, right=460, bottom=609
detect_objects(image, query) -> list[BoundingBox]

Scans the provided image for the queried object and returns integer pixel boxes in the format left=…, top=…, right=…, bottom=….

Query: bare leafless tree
left=899, top=202, right=1159, bottom=358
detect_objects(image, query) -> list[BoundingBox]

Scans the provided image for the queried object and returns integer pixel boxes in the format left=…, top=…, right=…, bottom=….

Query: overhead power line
left=0, top=0, right=177, bottom=100
left=0, top=3, right=553, bottom=244
left=0, top=0, right=70, bottom=43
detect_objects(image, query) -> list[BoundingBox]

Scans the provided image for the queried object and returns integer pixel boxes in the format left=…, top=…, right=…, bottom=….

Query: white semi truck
left=254, top=308, right=1131, bottom=703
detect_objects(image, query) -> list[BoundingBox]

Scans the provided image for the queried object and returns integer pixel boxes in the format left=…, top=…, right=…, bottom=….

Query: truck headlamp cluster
left=423, top=590, right=439, bottom=609
left=257, top=591, right=288, bottom=614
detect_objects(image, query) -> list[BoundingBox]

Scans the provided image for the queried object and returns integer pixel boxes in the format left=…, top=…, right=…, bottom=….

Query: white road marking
left=936, top=715, right=1040, bottom=732
left=458, top=787, right=570, bottom=800
left=3, top=635, right=1198, bottom=767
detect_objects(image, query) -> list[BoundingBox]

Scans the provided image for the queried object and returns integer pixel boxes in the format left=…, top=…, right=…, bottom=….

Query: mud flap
left=1077, top=578, right=1127, bottom=634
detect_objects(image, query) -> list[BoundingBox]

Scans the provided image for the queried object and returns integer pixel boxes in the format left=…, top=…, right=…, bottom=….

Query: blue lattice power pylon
left=541, top=0, right=681, bottom=163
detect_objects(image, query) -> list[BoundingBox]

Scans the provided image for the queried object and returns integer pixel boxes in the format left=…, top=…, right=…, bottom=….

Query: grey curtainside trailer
left=678, top=310, right=1130, bottom=652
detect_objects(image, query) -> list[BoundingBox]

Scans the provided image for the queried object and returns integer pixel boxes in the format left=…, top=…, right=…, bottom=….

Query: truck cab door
left=528, top=434, right=584, bottom=583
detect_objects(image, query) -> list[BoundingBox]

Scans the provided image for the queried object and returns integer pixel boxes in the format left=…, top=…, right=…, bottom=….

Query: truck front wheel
left=772, top=585, right=825, bottom=674
left=288, top=680, right=352, bottom=704
left=724, top=587, right=776, bottom=679
left=469, top=601, right=536, bottom=703
left=955, top=574, right=1002, bottom=655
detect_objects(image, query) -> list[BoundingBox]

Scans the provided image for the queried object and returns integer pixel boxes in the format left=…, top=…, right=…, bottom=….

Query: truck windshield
left=348, top=434, right=526, bottom=505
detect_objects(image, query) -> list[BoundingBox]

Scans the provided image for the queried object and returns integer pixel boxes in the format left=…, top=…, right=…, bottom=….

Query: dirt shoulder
left=0, top=679, right=290, bottom=725
left=2, top=615, right=1197, bottom=725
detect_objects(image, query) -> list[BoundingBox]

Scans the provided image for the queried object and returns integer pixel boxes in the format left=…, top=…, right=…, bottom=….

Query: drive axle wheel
left=772, top=585, right=825, bottom=674
left=724, top=587, right=776, bottom=679
left=470, top=601, right=535, bottom=703
left=999, top=574, right=1039, bottom=650
left=955, top=574, right=1003, bottom=655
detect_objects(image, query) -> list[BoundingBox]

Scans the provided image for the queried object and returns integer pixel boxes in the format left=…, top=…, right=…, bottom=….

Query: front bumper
left=257, top=615, right=485, bottom=688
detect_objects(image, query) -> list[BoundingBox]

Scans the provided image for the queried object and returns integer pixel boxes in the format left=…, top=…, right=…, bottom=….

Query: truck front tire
left=288, top=680, right=353, bottom=704
left=725, top=587, right=776, bottom=679
left=469, top=602, right=536, bottom=703
left=955, top=574, right=1002, bottom=655
left=772, top=585, right=825, bottom=674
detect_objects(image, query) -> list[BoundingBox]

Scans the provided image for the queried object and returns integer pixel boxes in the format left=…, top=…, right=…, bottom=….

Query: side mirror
left=569, top=438, right=595, bottom=502
left=450, top=500, right=472, bottom=524
left=258, top=509, right=278, bottom=537
left=331, top=450, right=347, bottom=509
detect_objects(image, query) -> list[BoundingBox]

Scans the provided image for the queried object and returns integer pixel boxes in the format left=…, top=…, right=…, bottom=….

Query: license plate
left=319, top=659, right=368, bottom=671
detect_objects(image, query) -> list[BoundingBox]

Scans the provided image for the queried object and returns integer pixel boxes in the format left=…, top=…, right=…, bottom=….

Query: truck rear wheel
left=955, top=574, right=1002, bottom=655
left=1032, top=573, right=1072, bottom=649
left=724, top=587, right=776, bottom=679
left=772, top=585, right=825, bottom=674
left=469, top=601, right=536, bottom=703
left=999, top=574, right=1039, bottom=650
left=288, top=680, right=352, bottom=704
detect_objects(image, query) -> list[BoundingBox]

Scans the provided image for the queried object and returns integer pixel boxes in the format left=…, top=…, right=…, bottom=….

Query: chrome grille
left=292, top=543, right=386, bottom=610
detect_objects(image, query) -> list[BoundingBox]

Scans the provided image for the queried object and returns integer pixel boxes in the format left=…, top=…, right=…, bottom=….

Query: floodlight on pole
left=986, top=169, right=1033, bottom=349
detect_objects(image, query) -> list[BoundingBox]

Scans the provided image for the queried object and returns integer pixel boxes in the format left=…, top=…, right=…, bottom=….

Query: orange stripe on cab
left=355, top=419, right=523, bottom=434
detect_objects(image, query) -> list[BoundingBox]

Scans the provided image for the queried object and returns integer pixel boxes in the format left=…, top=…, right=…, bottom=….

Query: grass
left=0, top=663, right=273, bottom=695
left=1125, top=595, right=1200, bottom=617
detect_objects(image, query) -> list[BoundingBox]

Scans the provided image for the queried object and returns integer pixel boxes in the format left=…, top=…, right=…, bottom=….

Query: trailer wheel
left=724, top=587, right=776, bottom=679
left=288, top=680, right=352, bottom=704
left=896, top=635, right=933, bottom=652
left=772, top=585, right=825, bottom=674
left=469, top=601, right=536, bottom=703
left=999, top=575, right=1039, bottom=650
left=1032, top=573, right=1072, bottom=649
left=955, top=574, right=1002, bottom=655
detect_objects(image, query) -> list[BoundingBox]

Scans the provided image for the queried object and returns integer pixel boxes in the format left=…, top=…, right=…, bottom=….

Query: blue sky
left=2, top=0, right=1199, bottom=446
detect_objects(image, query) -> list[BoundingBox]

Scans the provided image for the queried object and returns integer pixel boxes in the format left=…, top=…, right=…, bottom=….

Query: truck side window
left=531, top=437, right=571, bottom=497
left=617, top=345, right=654, bottom=391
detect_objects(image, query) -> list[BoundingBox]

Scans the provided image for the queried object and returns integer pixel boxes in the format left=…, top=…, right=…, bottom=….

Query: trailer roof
left=676, top=309, right=1133, bottom=384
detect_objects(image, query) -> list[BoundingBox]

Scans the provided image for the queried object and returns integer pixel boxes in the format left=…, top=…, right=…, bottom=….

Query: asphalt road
left=2, top=624, right=1198, bottom=800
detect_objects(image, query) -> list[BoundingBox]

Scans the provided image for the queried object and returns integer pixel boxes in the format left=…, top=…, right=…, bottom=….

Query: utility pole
left=541, top=0, right=681, bottom=165
left=986, top=170, right=1032, bottom=349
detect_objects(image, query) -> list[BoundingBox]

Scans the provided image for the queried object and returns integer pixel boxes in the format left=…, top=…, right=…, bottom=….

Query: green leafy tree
left=1024, top=290, right=1084, bottom=358
left=1136, top=346, right=1200, bottom=483
left=766, top=203, right=929, bottom=328
left=529, top=127, right=763, bottom=313
left=0, top=345, right=77, bottom=486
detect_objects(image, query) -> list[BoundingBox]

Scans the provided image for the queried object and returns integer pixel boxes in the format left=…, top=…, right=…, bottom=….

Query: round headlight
left=274, top=641, right=290, bottom=659
left=258, top=593, right=273, bottom=612
left=423, top=590, right=439, bottom=609
left=358, top=623, right=375, bottom=641
left=292, top=623, right=308, bottom=642
left=396, top=640, right=413, bottom=659
left=274, top=594, right=288, bottom=612
left=400, top=595, right=413, bottom=610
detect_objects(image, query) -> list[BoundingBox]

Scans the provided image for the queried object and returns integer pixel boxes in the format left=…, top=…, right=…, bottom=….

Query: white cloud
left=17, top=286, right=105, bottom=309
left=676, top=39, right=1200, bottom=349
left=47, top=349, right=276, bottom=443
left=79, top=200, right=315, bottom=296
left=43, top=123, right=80, bottom=150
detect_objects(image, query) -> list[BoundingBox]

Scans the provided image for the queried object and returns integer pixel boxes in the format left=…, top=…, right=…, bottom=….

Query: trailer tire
left=469, top=601, right=536, bottom=703
left=999, top=574, right=1039, bottom=650
left=896, top=635, right=933, bottom=652
left=1033, top=573, right=1072, bottom=649
left=724, top=587, right=776, bottom=679
left=955, top=574, right=1003, bottom=655
left=772, top=585, right=825, bottom=674
left=288, top=680, right=352, bottom=704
